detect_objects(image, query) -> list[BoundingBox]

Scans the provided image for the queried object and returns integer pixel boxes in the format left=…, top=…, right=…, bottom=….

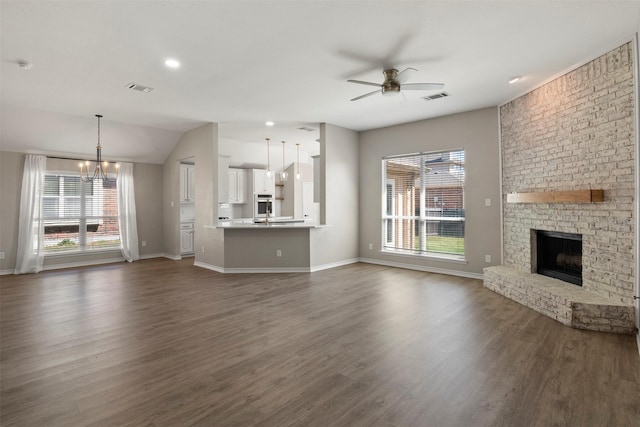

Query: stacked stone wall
left=500, top=42, right=635, bottom=304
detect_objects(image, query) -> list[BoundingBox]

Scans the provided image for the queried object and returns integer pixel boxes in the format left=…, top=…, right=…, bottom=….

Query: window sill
left=380, top=249, right=467, bottom=264
left=44, top=248, right=121, bottom=258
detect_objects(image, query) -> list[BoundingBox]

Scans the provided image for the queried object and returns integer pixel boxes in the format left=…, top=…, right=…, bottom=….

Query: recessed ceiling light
left=265, top=121, right=274, bottom=126
left=509, top=76, right=522, bottom=84
left=165, top=59, right=180, bottom=69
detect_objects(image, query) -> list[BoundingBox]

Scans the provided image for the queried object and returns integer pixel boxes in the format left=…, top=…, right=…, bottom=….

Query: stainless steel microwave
left=255, top=194, right=273, bottom=218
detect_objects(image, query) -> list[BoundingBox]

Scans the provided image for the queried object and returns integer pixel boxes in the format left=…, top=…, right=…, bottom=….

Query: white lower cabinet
left=180, top=223, right=194, bottom=254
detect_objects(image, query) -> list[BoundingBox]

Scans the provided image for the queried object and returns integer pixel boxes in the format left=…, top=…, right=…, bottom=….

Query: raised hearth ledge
left=506, top=189, right=604, bottom=203
left=483, top=266, right=635, bottom=334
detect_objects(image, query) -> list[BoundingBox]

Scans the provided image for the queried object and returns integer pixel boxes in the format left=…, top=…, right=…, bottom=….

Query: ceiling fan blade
left=395, top=67, right=417, bottom=83
left=401, top=82, right=445, bottom=90
left=347, top=79, right=382, bottom=88
left=350, top=89, right=380, bottom=101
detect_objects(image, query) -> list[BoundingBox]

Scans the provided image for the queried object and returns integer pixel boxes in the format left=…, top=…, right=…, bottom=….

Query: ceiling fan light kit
left=347, top=67, right=444, bottom=101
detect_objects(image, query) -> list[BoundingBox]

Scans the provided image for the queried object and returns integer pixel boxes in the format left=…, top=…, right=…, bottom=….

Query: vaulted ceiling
left=2, top=1, right=639, bottom=164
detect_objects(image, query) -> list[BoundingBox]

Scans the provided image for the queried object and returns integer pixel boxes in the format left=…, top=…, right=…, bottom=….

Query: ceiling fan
left=347, top=68, right=444, bottom=101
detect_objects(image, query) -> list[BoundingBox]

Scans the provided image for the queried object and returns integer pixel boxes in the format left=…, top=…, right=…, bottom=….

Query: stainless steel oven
left=254, top=194, right=274, bottom=218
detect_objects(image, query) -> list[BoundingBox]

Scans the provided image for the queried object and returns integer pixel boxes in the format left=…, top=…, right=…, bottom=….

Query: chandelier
left=79, top=114, right=119, bottom=182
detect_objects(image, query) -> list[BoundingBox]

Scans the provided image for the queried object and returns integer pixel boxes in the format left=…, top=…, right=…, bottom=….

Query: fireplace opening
left=534, top=230, right=582, bottom=286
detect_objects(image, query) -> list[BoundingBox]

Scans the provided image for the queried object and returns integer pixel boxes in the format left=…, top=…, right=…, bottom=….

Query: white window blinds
left=42, top=174, right=120, bottom=253
left=383, top=149, right=465, bottom=259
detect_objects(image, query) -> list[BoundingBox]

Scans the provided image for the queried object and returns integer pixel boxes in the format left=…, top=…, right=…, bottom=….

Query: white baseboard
left=43, top=256, right=125, bottom=272
left=161, top=253, right=182, bottom=261
left=193, top=261, right=224, bottom=273
left=309, top=258, right=359, bottom=272
left=194, top=260, right=309, bottom=273
left=0, top=269, right=14, bottom=276
left=223, top=267, right=311, bottom=273
left=193, top=257, right=360, bottom=274
left=358, top=257, right=484, bottom=280
left=139, top=253, right=166, bottom=260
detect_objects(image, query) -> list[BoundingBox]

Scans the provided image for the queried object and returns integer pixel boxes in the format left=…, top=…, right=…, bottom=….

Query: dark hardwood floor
left=1, top=258, right=639, bottom=426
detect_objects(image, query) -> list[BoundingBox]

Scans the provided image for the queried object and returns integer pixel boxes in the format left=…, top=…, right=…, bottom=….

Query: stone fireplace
left=483, top=42, right=636, bottom=334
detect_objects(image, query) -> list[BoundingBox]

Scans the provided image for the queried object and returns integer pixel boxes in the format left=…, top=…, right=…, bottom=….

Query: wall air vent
left=126, top=83, right=154, bottom=93
left=422, top=91, right=450, bottom=101
left=298, top=126, right=315, bottom=132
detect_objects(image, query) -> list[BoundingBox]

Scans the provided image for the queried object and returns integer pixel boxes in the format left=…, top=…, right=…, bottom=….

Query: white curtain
left=117, top=162, right=140, bottom=262
left=14, top=154, right=47, bottom=274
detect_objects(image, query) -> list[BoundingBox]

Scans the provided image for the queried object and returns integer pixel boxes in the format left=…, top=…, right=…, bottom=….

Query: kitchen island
left=203, top=221, right=327, bottom=272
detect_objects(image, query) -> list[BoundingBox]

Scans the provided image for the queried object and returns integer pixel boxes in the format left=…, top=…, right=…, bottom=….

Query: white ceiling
left=1, top=1, right=639, bottom=164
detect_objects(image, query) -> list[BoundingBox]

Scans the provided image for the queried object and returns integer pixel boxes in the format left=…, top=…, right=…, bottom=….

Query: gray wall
left=358, top=107, right=501, bottom=277
left=133, top=162, right=164, bottom=256
left=310, top=123, right=360, bottom=268
left=224, top=228, right=310, bottom=269
left=0, top=151, right=23, bottom=272
left=0, top=151, right=164, bottom=272
left=162, top=123, right=222, bottom=266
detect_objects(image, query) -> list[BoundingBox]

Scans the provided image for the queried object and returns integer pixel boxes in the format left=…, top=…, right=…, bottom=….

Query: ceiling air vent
left=126, top=83, right=154, bottom=93
left=422, top=91, right=450, bottom=101
left=298, top=126, right=315, bottom=132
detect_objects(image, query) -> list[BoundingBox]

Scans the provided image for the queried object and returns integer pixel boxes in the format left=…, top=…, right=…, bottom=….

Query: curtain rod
left=46, top=155, right=125, bottom=163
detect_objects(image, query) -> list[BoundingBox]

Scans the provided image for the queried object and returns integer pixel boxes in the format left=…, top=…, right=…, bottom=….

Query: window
left=382, top=149, right=465, bottom=260
left=43, top=173, right=120, bottom=253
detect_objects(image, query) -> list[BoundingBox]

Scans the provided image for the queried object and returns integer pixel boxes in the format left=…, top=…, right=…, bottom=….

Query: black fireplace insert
left=535, top=230, right=582, bottom=286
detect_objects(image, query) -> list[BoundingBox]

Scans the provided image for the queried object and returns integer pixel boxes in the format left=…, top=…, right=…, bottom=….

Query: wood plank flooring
left=1, top=258, right=639, bottom=426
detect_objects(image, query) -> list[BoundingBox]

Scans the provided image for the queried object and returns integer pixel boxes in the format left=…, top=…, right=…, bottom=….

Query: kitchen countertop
left=205, top=222, right=323, bottom=229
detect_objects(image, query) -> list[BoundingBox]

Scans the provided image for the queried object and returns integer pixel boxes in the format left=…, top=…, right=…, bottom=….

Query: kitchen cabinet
left=180, top=164, right=195, bottom=203
left=227, top=168, right=247, bottom=203
left=252, top=169, right=275, bottom=195
left=180, top=223, right=194, bottom=254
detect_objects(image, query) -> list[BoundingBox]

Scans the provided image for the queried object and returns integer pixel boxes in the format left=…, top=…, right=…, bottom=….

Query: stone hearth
left=484, top=266, right=635, bottom=333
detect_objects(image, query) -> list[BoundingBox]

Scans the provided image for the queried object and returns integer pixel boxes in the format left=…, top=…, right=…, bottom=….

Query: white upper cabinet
left=180, top=164, right=195, bottom=203
left=252, top=169, right=275, bottom=195
left=227, top=168, right=247, bottom=203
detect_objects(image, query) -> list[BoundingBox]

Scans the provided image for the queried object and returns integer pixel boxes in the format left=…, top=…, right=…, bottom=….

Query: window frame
left=381, top=149, right=466, bottom=261
left=42, top=172, right=120, bottom=255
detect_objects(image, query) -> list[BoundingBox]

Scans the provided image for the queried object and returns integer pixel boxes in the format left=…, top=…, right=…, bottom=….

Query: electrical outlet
left=368, top=243, right=373, bottom=250
left=485, top=254, right=491, bottom=263
left=485, top=198, right=491, bottom=207
left=201, top=246, right=205, bottom=253
left=276, top=249, right=282, bottom=257
left=0, top=252, right=4, bottom=260
left=171, top=201, right=174, bottom=207
left=141, top=241, right=147, bottom=247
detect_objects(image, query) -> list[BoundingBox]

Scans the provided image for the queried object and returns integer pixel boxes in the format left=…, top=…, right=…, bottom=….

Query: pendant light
left=265, top=138, right=273, bottom=178
left=280, top=140, right=288, bottom=181
left=79, top=114, right=119, bottom=182
left=295, top=143, right=301, bottom=180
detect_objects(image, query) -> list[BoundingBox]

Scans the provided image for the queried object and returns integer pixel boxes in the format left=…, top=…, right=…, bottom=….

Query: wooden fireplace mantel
left=506, top=189, right=604, bottom=204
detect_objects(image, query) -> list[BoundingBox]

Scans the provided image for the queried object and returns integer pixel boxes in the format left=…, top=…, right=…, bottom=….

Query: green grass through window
left=416, top=236, right=465, bottom=255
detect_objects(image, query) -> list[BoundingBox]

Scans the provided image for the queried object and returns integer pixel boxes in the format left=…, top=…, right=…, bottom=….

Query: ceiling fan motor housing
left=382, top=81, right=401, bottom=96
left=382, top=69, right=401, bottom=96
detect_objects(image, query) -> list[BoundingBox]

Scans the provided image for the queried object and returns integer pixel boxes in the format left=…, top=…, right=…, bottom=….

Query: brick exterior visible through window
left=43, top=174, right=120, bottom=253
left=383, top=150, right=465, bottom=258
